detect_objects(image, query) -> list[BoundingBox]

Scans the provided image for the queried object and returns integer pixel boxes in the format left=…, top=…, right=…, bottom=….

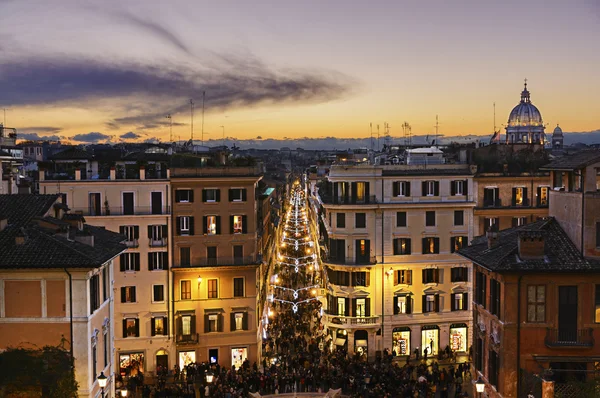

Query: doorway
left=123, top=192, right=134, bottom=215
left=558, top=286, right=578, bottom=342
left=151, top=192, right=163, bottom=215
left=156, top=350, right=168, bottom=371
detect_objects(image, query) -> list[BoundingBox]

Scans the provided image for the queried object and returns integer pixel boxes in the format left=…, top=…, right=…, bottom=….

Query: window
left=422, top=237, right=440, bottom=254
left=121, top=286, right=136, bottom=303
left=119, top=225, right=139, bottom=243
left=233, top=313, right=245, bottom=331
left=393, top=181, right=411, bottom=197
left=595, top=285, right=600, bottom=323
left=489, top=350, right=500, bottom=390
left=175, top=189, right=193, bottom=203
left=512, top=217, right=528, bottom=227
left=452, top=293, right=468, bottom=311
left=90, top=274, right=100, bottom=314
left=475, top=272, right=487, bottom=309
left=425, top=211, right=436, bottom=227
left=181, top=315, right=192, bottom=335
left=527, top=285, right=546, bottom=322
left=92, top=344, right=97, bottom=381
left=483, top=187, right=500, bottom=207
left=475, top=337, right=484, bottom=371
left=232, top=215, right=244, bottom=234
left=233, top=278, right=245, bottom=297
left=181, top=280, right=191, bottom=300
left=337, top=298, right=346, bottom=316
left=178, top=216, right=192, bottom=235
left=153, top=285, right=165, bottom=302
left=451, top=180, right=467, bottom=196
left=149, top=225, right=168, bottom=242
left=451, top=236, right=468, bottom=253
left=152, top=316, right=167, bottom=336
left=180, top=247, right=191, bottom=267
left=102, top=266, right=108, bottom=302
left=490, top=279, right=501, bottom=317
left=451, top=267, right=468, bottom=282
left=484, top=217, right=499, bottom=232
left=396, top=212, right=407, bottom=227
left=393, top=238, right=411, bottom=255
left=148, top=252, right=168, bottom=270
left=229, top=188, right=246, bottom=202
left=352, top=271, right=368, bottom=287
left=206, top=216, right=218, bottom=235
left=207, top=314, right=219, bottom=332
left=596, top=222, right=600, bottom=248
left=512, top=187, right=528, bottom=206
left=123, top=318, right=139, bottom=338
left=120, top=253, right=140, bottom=272
left=422, top=180, right=439, bottom=196
left=203, top=188, right=220, bottom=202
left=395, top=296, right=408, bottom=314
left=454, top=210, right=464, bottom=226
left=422, top=268, right=440, bottom=284
left=336, top=213, right=346, bottom=228
left=355, top=213, right=366, bottom=228
left=207, top=246, right=217, bottom=265
left=423, top=294, right=438, bottom=313
left=207, top=279, right=218, bottom=299
left=103, top=330, right=108, bottom=367
left=356, top=298, right=366, bottom=317
left=395, top=270, right=412, bottom=285
left=355, top=182, right=367, bottom=203
left=537, top=186, right=549, bottom=206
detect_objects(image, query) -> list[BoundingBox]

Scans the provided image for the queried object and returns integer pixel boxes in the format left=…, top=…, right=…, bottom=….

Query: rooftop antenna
left=201, top=91, right=206, bottom=146
left=189, top=99, right=194, bottom=141
left=377, top=124, right=380, bottom=151
left=402, top=122, right=412, bottom=147
left=166, top=114, right=173, bottom=142
left=369, top=123, right=373, bottom=151
left=434, top=115, right=440, bottom=147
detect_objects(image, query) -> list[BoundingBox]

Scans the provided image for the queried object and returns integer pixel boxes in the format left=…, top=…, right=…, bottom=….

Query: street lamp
left=475, top=376, right=485, bottom=396
left=97, top=372, right=107, bottom=398
left=120, top=389, right=128, bottom=397
left=206, top=371, right=214, bottom=384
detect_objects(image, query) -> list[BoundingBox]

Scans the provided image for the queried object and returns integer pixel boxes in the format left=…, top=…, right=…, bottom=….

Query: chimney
left=486, top=231, right=499, bottom=249
left=518, top=231, right=545, bottom=260
left=75, top=233, right=94, bottom=247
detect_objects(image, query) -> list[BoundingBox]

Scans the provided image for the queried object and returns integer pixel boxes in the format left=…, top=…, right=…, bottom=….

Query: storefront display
left=450, top=323, right=468, bottom=352
left=178, top=350, right=196, bottom=370
left=421, top=326, right=439, bottom=356
left=231, top=347, right=248, bottom=369
left=392, top=327, right=411, bottom=356
left=119, top=352, right=144, bottom=376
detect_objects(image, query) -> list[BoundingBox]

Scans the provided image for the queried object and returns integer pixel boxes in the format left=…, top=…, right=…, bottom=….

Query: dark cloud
left=18, top=132, right=61, bottom=141
left=120, top=131, right=141, bottom=140
left=0, top=56, right=354, bottom=130
left=19, top=126, right=62, bottom=134
left=72, top=132, right=110, bottom=143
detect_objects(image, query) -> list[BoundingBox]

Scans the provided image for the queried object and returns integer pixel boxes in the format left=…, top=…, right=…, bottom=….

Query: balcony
left=149, top=238, right=168, bottom=248
left=176, top=333, right=199, bottom=344
left=319, top=195, right=378, bottom=205
left=70, top=205, right=171, bottom=216
left=124, top=239, right=139, bottom=248
left=545, top=328, right=594, bottom=348
left=322, top=256, right=377, bottom=266
left=483, top=198, right=502, bottom=208
left=323, top=313, right=380, bottom=326
left=174, top=256, right=259, bottom=268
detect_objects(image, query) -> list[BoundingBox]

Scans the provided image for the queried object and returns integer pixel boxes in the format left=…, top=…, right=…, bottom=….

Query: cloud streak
left=72, top=132, right=110, bottom=143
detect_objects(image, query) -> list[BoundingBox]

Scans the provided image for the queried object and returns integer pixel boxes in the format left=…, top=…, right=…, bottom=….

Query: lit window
left=180, top=216, right=190, bottom=234
left=397, top=296, right=407, bottom=314
left=356, top=298, right=366, bottom=317
left=181, top=280, right=191, bottom=300
left=337, top=298, right=346, bottom=315
left=208, top=314, right=218, bottom=332
left=182, top=315, right=192, bottom=335
left=207, top=216, right=217, bottom=235
left=515, top=187, right=525, bottom=206
left=454, top=293, right=465, bottom=310
left=233, top=216, right=243, bottom=234
left=207, top=279, right=218, bottom=299
left=539, top=187, right=549, bottom=206
left=359, top=239, right=367, bottom=256
left=356, top=182, right=366, bottom=202
left=235, top=313, right=244, bottom=330
left=425, top=295, right=436, bottom=312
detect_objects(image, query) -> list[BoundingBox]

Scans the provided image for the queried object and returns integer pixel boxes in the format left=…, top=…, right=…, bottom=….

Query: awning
left=335, top=338, right=346, bottom=346
left=355, top=340, right=368, bottom=347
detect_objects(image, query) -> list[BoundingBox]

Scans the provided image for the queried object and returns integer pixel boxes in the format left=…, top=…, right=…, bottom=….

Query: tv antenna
left=402, top=122, right=412, bottom=147
left=166, top=114, right=173, bottom=142
left=434, top=115, right=440, bottom=146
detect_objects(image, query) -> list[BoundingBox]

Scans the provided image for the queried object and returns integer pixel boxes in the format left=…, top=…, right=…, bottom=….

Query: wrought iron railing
left=545, top=328, right=594, bottom=347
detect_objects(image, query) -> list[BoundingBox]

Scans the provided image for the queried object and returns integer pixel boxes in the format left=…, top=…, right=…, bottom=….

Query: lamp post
left=475, top=376, right=485, bottom=397
left=97, top=372, right=107, bottom=398
left=120, top=388, right=128, bottom=397
left=206, top=371, right=214, bottom=384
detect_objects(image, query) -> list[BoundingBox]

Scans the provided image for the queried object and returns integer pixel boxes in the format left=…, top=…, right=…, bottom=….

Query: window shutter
left=451, top=237, right=456, bottom=253
left=405, top=182, right=411, bottom=196
left=132, top=287, right=136, bottom=302
left=203, top=216, right=208, bottom=234
left=134, top=319, right=140, bottom=337
left=393, top=296, right=399, bottom=314
left=189, top=217, right=195, bottom=236
left=230, top=216, right=234, bottom=234
left=333, top=183, right=338, bottom=203
left=523, top=188, right=528, bottom=206
left=512, top=188, right=517, bottom=206
left=230, top=313, right=236, bottom=331
left=151, top=317, right=156, bottom=336
left=218, top=314, right=224, bottom=332
left=148, top=253, right=153, bottom=270
left=407, top=270, right=412, bottom=284
left=176, top=217, right=181, bottom=235
left=422, top=238, right=427, bottom=254
left=122, top=319, right=127, bottom=338
left=365, top=298, right=371, bottom=316
left=394, top=270, right=398, bottom=285
left=393, top=182, right=399, bottom=197
left=120, top=254, right=126, bottom=271
left=190, top=315, right=196, bottom=335
left=422, top=295, right=427, bottom=313
left=242, top=216, right=248, bottom=233
left=406, top=296, right=412, bottom=314
left=536, top=187, right=542, bottom=206
left=177, top=317, right=183, bottom=335
left=434, top=294, right=440, bottom=312
left=464, top=180, right=469, bottom=196
left=242, top=189, right=247, bottom=201
left=366, top=271, right=370, bottom=286
left=434, top=181, right=440, bottom=196
left=204, top=314, right=210, bottom=333
left=162, top=225, right=168, bottom=237
left=215, top=189, right=220, bottom=202
left=189, top=190, right=194, bottom=203
left=163, top=316, right=169, bottom=335
left=422, top=269, right=427, bottom=283
left=434, top=268, right=440, bottom=283
left=120, top=287, right=126, bottom=303
left=365, top=182, right=370, bottom=199
left=202, top=189, right=207, bottom=202
left=175, top=190, right=181, bottom=203
left=422, top=181, right=427, bottom=196
left=451, top=293, right=456, bottom=311
left=344, top=298, right=350, bottom=316
left=134, top=226, right=139, bottom=239
left=351, top=298, right=357, bottom=317
left=406, top=239, right=412, bottom=255
left=351, top=182, right=357, bottom=203
left=434, top=238, right=440, bottom=254
left=243, top=312, right=248, bottom=330
left=162, top=252, right=169, bottom=269
left=216, top=216, right=221, bottom=234
left=463, top=293, right=469, bottom=311
left=134, top=254, right=140, bottom=271
left=119, top=226, right=125, bottom=235
left=147, top=225, right=152, bottom=239
left=451, top=181, right=456, bottom=196
left=228, top=189, right=233, bottom=202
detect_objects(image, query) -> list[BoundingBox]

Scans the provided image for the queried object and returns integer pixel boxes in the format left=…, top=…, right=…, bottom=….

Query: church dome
left=553, top=124, right=563, bottom=136
left=507, top=82, right=543, bottom=128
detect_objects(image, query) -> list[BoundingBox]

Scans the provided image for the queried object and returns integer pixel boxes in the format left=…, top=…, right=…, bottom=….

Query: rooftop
left=540, top=150, right=600, bottom=171
left=458, top=218, right=600, bottom=272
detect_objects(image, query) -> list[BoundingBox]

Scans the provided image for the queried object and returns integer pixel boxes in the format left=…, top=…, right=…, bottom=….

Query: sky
left=1, top=0, right=599, bottom=143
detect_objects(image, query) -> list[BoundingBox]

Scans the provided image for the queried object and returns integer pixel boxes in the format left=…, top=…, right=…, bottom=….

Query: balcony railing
left=176, top=333, right=199, bottom=344
left=71, top=205, right=171, bottom=216
left=175, top=256, right=259, bottom=268
left=149, top=238, right=168, bottom=247
left=319, top=195, right=378, bottom=205
left=324, top=314, right=380, bottom=325
left=483, top=198, right=502, bottom=208
left=545, top=328, right=594, bottom=348
left=322, top=256, right=377, bottom=266
left=125, top=239, right=139, bottom=248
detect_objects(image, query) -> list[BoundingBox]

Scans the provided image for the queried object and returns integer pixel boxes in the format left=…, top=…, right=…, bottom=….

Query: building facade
left=316, top=158, right=475, bottom=361
left=39, top=164, right=174, bottom=379
left=170, top=164, right=263, bottom=370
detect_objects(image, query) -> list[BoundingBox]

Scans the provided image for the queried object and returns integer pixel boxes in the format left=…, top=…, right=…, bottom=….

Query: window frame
left=230, top=188, right=244, bottom=202
left=180, top=216, right=190, bottom=235
left=152, top=284, right=165, bottom=303
left=422, top=268, right=439, bottom=284
left=396, top=211, right=407, bottom=227
left=122, top=286, right=136, bottom=303
left=232, top=215, right=243, bottom=234
left=527, top=284, right=546, bottom=323
left=393, top=238, right=411, bottom=255
left=355, top=213, right=366, bottom=229
left=176, top=189, right=193, bottom=203
left=180, top=280, right=191, bottom=300
left=454, top=210, right=464, bottom=226
left=425, top=211, right=436, bottom=227
left=233, top=277, right=245, bottom=298
left=207, top=279, right=219, bottom=299
left=451, top=267, right=468, bottom=282
left=149, top=251, right=167, bottom=270
left=424, top=294, right=436, bottom=313
left=207, top=215, right=218, bottom=235
left=204, top=188, right=218, bottom=203
left=336, top=213, right=346, bottom=229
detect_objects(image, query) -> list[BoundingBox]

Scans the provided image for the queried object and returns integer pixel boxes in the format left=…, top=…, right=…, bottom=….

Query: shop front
left=119, top=352, right=145, bottom=377
left=354, top=330, right=368, bottom=359
left=392, top=327, right=411, bottom=356
left=178, top=350, right=196, bottom=370
left=421, top=325, right=439, bottom=356
left=231, top=347, right=248, bottom=369
left=449, top=323, right=468, bottom=353
left=334, top=329, right=347, bottom=351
